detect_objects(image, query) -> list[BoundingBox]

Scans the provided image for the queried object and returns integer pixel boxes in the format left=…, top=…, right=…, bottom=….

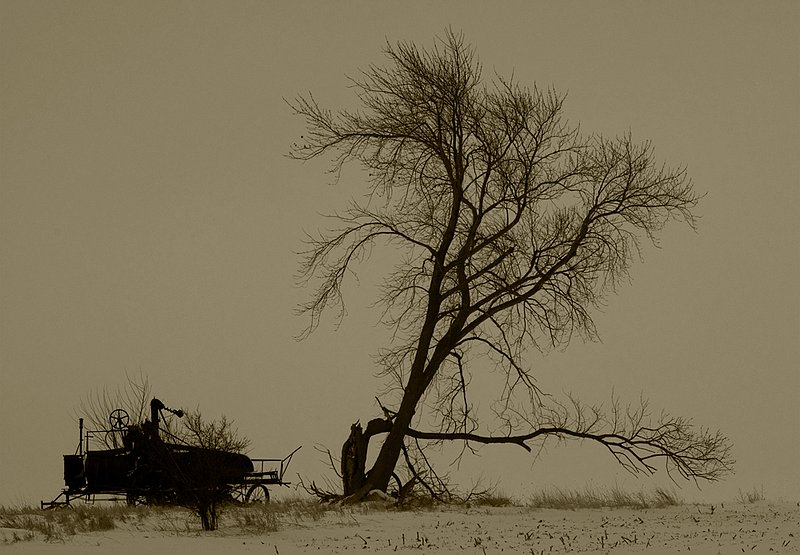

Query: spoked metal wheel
left=245, top=484, right=270, bottom=503
left=108, top=408, right=130, bottom=430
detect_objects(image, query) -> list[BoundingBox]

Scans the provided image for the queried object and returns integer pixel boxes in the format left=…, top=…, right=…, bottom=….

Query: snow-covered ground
left=2, top=500, right=797, bottom=554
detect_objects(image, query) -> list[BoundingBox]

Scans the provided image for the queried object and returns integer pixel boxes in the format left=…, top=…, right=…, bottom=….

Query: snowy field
left=2, top=499, right=797, bottom=554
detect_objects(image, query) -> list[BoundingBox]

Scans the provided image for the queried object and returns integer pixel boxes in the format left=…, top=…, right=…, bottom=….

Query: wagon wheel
left=245, top=484, right=270, bottom=503
left=109, top=408, right=131, bottom=430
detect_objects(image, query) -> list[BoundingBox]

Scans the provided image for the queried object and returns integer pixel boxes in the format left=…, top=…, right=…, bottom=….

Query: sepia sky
left=1, top=1, right=798, bottom=505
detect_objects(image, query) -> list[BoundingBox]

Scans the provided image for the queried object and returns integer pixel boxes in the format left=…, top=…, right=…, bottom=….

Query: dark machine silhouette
left=43, top=398, right=299, bottom=508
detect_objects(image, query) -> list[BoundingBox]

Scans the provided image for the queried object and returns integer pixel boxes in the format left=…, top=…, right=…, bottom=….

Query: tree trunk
left=341, top=423, right=367, bottom=496
left=343, top=373, right=429, bottom=499
left=199, top=504, right=212, bottom=531
left=362, top=402, right=415, bottom=493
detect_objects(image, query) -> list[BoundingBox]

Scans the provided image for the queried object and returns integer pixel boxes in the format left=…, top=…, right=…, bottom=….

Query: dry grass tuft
left=737, top=486, right=765, bottom=504
left=527, top=485, right=682, bottom=510
left=0, top=503, right=130, bottom=543
left=468, top=491, right=515, bottom=507
left=228, top=504, right=280, bottom=533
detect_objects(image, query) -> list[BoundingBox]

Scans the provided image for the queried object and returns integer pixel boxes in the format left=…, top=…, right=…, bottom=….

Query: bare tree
left=166, top=410, right=252, bottom=531
left=125, top=405, right=252, bottom=531
left=289, top=31, right=733, bottom=500
left=77, top=372, right=154, bottom=449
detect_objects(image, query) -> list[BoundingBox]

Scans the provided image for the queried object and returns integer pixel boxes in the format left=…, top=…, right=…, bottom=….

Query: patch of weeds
left=651, top=487, right=682, bottom=508
left=0, top=502, right=133, bottom=541
left=284, top=497, right=331, bottom=521
left=265, top=496, right=343, bottom=522
left=92, top=512, right=116, bottom=531
left=153, top=508, right=196, bottom=534
left=231, top=505, right=279, bottom=533
left=4, top=530, right=35, bottom=544
left=737, top=486, right=765, bottom=504
left=466, top=492, right=515, bottom=507
left=527, top=485, right=682, bottom=510
left=395, top=492, right=439, bottom=511
left=14, top=514, right=64, bottom=542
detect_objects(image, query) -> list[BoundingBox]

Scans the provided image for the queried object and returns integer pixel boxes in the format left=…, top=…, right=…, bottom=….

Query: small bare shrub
left=737, top=486, right=765, bottom=504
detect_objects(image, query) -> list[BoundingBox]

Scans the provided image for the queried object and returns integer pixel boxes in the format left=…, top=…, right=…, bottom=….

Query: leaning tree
left=289, top=31, right=733, bottom=501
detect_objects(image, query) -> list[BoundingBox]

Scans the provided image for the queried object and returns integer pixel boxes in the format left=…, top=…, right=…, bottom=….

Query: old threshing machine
left=42, top=398, right=300, bottom=508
